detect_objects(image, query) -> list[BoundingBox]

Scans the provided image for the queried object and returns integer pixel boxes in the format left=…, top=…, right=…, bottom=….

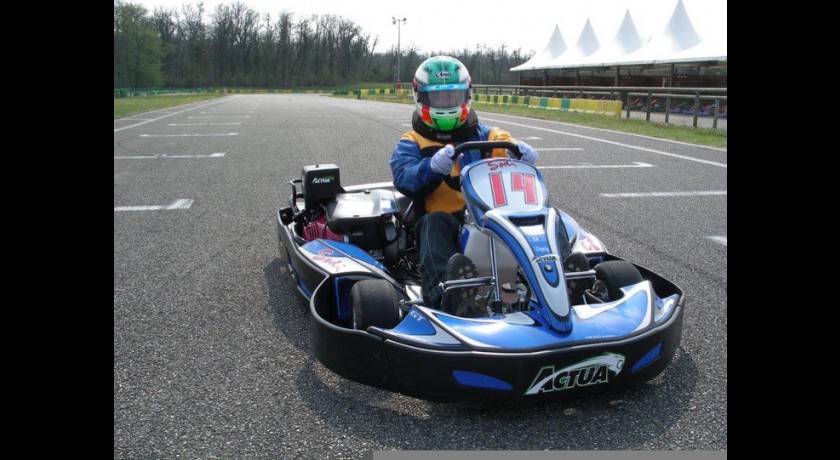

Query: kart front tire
left=351, top=279, right=404, bottom=331
left=594, top=261, right=643, bottom=301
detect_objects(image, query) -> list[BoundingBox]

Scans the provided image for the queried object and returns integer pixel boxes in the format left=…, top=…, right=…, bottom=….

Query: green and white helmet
left=412, top=56, right=472, bottom=131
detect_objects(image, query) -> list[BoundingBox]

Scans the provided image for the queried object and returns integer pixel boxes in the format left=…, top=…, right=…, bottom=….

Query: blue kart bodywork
left=276, top=143, right=684, bottom=406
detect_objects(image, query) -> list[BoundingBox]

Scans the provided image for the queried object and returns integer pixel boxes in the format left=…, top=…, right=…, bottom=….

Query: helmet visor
left=418, top=84, right=470, bottom=108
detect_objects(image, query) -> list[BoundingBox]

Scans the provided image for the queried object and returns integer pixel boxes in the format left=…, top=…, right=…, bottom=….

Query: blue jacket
left=390, top=124, right=514, bottom=214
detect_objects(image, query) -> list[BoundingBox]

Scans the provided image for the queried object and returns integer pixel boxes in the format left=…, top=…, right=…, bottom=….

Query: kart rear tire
left=594, top=261, right=643, bottom=301
left=351, top=279, right=404, bottom=331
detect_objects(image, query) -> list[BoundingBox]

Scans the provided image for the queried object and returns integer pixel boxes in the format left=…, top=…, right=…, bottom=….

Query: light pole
left=392, top=16, right=406, bottom=90
left=476, top=43, right=487, bottom=85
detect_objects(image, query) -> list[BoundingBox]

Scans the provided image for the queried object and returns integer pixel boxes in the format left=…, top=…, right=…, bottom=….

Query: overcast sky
left=130, top=0, right=726, bottom=56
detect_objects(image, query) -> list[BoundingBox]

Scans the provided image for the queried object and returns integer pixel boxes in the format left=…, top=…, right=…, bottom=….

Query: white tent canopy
left=566, top=18, right=600, bottom=62
left=601, top=10, right=644, bottom=58
left=518, top=25, right=567, bottom=69
left=511, top=0, right=726, bottom=71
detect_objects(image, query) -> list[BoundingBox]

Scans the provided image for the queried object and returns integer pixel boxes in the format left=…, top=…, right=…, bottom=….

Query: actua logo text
left=525, top=352, right=624, bottom=395
left=312, top=176, right=334, bottom=184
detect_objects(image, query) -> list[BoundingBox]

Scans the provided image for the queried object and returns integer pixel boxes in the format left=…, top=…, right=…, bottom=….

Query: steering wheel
left=402, top=141, right=524, bottom=223
left=449, top=140, right=522, bottom=161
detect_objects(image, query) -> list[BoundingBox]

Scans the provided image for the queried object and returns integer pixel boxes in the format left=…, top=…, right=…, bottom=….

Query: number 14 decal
left=489, top=172, right=537, bottom=207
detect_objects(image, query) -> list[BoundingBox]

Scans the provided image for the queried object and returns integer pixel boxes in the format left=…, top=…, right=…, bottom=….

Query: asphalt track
left=114, top=94, right=727, bottom=458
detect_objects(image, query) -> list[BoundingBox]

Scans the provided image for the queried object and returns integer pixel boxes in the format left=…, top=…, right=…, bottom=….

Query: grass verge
left=114, top=93, right=226, bottom=119
left=341, top=93, right=727, bottom=149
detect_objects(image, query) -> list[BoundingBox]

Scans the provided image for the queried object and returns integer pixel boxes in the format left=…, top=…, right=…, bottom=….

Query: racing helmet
left=412, top=56, right=472, bottom=131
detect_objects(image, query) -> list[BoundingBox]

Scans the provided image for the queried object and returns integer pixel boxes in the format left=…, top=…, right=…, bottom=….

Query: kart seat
left=394, top=191, right=421, bottom=227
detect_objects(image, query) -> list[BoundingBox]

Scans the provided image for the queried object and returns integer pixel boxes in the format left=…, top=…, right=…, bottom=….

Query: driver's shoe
left=444, top=254, right=481, bottom=317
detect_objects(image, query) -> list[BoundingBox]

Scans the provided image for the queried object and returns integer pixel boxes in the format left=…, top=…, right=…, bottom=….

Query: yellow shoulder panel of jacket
left=487, top=127, right=514, bottom=158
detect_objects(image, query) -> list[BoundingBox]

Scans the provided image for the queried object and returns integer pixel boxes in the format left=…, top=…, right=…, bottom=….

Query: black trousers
left=414, top=212, right=462, bottom=308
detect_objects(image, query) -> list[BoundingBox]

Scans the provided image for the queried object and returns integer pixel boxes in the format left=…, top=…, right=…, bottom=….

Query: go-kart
left=276, top=141, right=684, bottom=406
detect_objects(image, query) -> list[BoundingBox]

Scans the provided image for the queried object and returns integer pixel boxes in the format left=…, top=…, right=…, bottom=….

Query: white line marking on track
left=187, top=116, right=250, bottom=118
left=601, top=191, right=727, bottom=198
left=707, top=236, right=727, bottom=246
left=114, top=199, right=194, bottom=212
left=538, top=148, right=585, bottom=151
left=168, top=122, right=242, bottom=126
left=201, top=111, right=252, bottom=113
left=139, top=133, right=238, bottom=137
left=478, top=111, right=727, bottom=152
left=349, top=99, right=725, bottom=151
left=114, top=153, right=226, bottom=159
left=518, top=136, right=542, bottom=140
left=481, top=116, right=727, bottom=167
left=113, top=97, right=238, bottom=132
left=539, top=161, right=654, bottom=170
left=166, top=199, right=194, bottom=209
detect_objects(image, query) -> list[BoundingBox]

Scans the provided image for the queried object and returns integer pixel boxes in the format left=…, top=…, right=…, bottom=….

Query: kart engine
left=303, top=214, right=344, bottom=242
left=298, top=165, right=407, bottom=265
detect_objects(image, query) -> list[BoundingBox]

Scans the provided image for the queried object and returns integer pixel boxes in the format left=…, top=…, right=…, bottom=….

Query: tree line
left=114, top=0, right=534, bottom=89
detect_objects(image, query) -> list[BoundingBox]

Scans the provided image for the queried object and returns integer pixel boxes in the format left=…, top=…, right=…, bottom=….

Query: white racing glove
left=430, top=144, right=456, bottom=174
left=508, top=140, right=539, bottom=164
